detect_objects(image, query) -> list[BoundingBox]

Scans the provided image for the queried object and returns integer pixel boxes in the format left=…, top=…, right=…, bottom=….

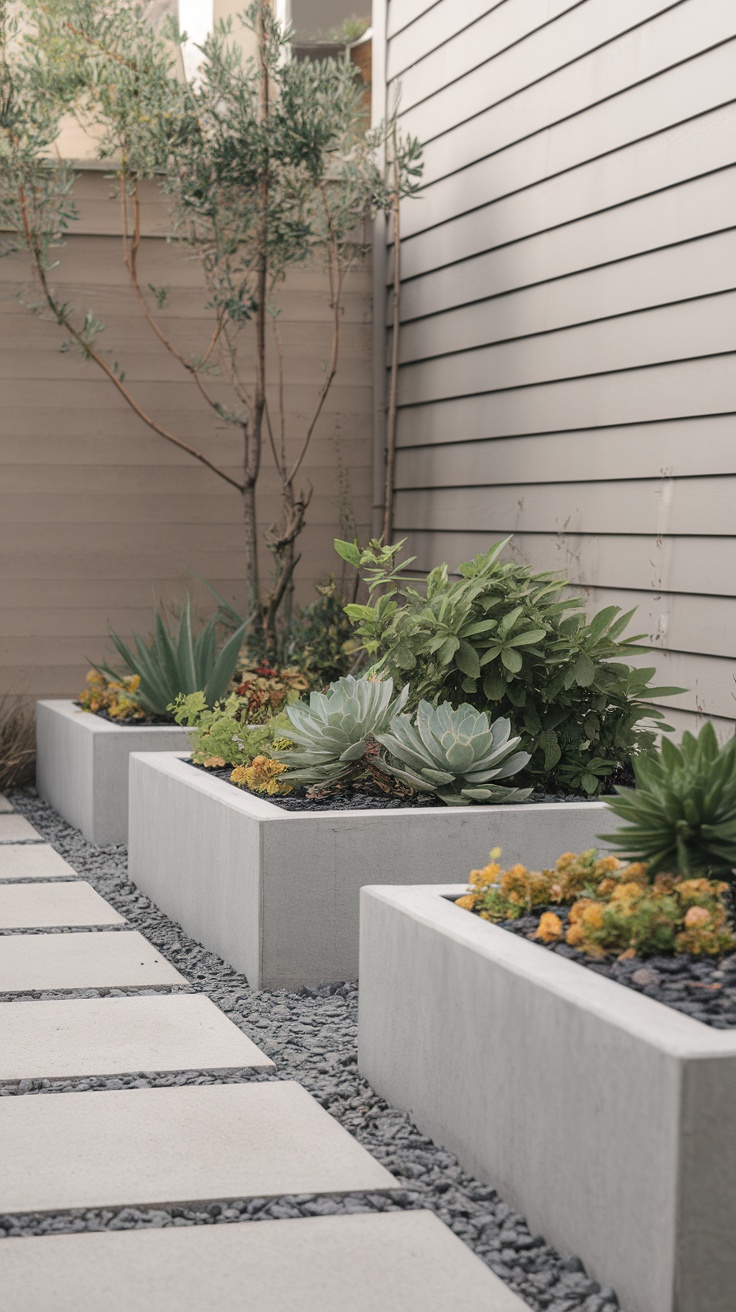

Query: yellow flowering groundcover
left=456, top=849, right=736, bottom=959
left=78, top=670, right=147, bottom=722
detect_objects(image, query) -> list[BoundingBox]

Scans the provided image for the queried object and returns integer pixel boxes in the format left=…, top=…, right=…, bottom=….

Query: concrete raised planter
left=36, top=700, right=190, bottom=846
left=358, top=885, right=736, bottom=1312
left=127, top=751, right=620, bottom=990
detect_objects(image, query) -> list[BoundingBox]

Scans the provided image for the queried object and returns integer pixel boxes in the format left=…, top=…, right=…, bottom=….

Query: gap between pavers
left=0, top=1081, right=397, bottom=1214
left=0, top=844, right=79, bottom=882
left=0, top=1210, right=527, bottom=1312
left=0, top=994, right=273, bottom=1081
left=0, top=882, right=124, bottom=930
left=0, top=931, right=187, bottom=993
left=0, top=794, right=13, bottom=813
left=0, top=815, right=44, bottom=843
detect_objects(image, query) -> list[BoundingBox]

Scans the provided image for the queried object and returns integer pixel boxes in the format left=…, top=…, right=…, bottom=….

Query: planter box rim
left=38, top=699, right=184, bottom=737
left=362, top=884, right=736, bottom=1060
left=133, top=751, right=611, bottom=824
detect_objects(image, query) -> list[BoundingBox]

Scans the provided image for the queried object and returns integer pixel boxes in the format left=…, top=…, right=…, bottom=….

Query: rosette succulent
left=275, top=675, right=409, bottom=789
left=601, top=722, right=736, bottom=881
left=375, top=700, right=532, bottom=806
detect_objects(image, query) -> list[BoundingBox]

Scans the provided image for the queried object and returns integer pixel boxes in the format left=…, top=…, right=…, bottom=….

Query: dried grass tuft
left=0, top=696, right=35, bottom=791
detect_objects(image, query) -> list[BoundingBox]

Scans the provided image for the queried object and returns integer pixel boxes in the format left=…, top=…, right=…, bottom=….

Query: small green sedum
left=375, top=700, right=532, bottom=806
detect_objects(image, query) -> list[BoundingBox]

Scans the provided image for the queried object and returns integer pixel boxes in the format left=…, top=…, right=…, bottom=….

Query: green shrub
left=98, top=600, right=249, bottom=719
left=285, top=580, right=358, bottom=688
left=337, top=537, right=681, bottom=795
left=601, top=722, right=736, bottom=881
left=375, top=701, right=530, bottom=806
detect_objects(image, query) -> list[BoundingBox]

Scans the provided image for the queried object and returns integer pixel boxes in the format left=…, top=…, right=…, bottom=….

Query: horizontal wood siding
left=380, top=0, right=736, bottom=734
left=0, top=171, right=373, bottom=702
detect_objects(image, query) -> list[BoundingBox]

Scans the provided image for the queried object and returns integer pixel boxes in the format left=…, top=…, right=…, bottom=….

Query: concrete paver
left=0, top=1081, right=397, bottom=1213
left=0, top=814, right=44, bottom=842
left=0, top=931, right=187, bottom=993
left=0, top=1210, right=527, bottom=1311
left=0, top=794, right=13, bottom=812
left=0, top=844, right=79, bottom=881
left=0, top=994, right=273, bottom=1080
left=0, top=882, right=124, bottom=929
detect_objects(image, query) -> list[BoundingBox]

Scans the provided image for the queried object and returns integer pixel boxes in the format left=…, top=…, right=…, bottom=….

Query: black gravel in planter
left=6, top=787, right=623, bottom=1312
left=491, top=907, right=736, bottom=1029
left=189, top=762, right=443, bottom=810
left=188, top=761, right=587, bottom=811
left=74, top=704, right=173, bottom=728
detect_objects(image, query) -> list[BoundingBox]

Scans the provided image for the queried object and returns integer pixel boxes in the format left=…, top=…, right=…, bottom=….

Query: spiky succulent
left=275, top=675, right=409, bottom=788
left=600, top=723, right=736, bottom=879
left=375, top=700, right=532, bottom=807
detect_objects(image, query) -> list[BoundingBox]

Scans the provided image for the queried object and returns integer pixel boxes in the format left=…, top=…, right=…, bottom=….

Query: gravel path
left=5, top=787, right=622, bottom=1312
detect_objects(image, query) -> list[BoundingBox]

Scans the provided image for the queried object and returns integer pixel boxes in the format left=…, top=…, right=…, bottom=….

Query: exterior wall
left=0, top=169, right=372, bottom=702
left=375, top=0, right=736, bottom=736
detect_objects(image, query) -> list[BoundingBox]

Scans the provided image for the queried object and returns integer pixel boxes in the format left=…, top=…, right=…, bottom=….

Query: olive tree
left=0, top=0, right=422, bottom=651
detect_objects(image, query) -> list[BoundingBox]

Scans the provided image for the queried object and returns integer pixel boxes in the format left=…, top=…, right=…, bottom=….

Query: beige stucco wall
left=0, top=169, right=372, bottom=701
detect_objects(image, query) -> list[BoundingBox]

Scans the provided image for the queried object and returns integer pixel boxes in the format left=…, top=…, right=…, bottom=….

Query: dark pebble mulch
left=77, top=705, right=172, bottom=728
left=191, top=763, right=442, bottom=810
left=493, top=908, right=736, bottom=1029
left=4, top=787, right=623, bottom=1312
left=189, top=761, right=587, bottom=812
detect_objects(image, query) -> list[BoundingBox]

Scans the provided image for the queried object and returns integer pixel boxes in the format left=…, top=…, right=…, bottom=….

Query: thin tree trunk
left=383, top=134, right=401, bottom=544
left=249, top=0, right=270, bottom=635
left=242, top=477, right=260, bottom=619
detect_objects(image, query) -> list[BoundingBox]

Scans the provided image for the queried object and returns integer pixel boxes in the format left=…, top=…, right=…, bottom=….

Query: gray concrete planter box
left=358, top=885, right=736, bottom=1312
left=127, top=751, right=618, bottom=990
left=36, top=700, right=190, bottom=846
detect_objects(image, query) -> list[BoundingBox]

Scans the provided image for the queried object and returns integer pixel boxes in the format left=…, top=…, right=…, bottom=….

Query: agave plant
left=600, top=722, right=736, bottom=880
left=275, top=675, right=410, bottom=788
left=97, top=599, right=250, bottom=718
left=375, top=701, right=532, bottom=806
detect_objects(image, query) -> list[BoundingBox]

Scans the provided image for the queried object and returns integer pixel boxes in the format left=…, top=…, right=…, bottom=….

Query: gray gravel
left=5, top=787, right=622, bottom=1312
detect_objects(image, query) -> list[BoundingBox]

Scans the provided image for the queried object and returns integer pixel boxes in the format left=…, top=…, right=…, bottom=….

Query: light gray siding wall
left=376, top=0, right=736, bottom=736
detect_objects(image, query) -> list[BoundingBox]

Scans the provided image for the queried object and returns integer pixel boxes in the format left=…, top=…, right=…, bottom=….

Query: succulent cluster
left=270, top=677, right=532, bottom=805
left=275, top=676, right=410, bottom=790
left=602, top=723, right=736, bottom=883
left=376, top=701, right=531, bottom=806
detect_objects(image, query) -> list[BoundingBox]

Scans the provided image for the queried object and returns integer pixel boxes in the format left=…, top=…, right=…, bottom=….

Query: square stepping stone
left=0, top=1210, right=526, bottom=1311
left=0, top=793, right=13, bottom=812
left=0, top=931, right=186, bottom=993
left=0, top=814, right=43, bottom=842
left=0, top=994, right=273, bottom=1081
left=0, top=844, right=79, bottom=881
left=0, top=1081, right=397, bottom=1213
left=0, top=882, right=124, bottom=929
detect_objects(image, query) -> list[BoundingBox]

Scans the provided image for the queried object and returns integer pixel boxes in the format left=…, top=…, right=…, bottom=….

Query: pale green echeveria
left=275, top=675, right=410, bottom=787
left=376, top=700, right=532, bottom=806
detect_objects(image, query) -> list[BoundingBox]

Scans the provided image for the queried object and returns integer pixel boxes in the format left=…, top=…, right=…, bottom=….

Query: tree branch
left=119, top=164, right=225, bottom=418
left=18, top=184, right=244, bottom=494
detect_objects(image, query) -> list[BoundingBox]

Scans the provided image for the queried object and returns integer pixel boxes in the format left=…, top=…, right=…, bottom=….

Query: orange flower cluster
left=230, top=755, right=291, bottom=796
left=456, top=849, right=735, bottom=960
left=78, top=670, right=146, bottom=722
